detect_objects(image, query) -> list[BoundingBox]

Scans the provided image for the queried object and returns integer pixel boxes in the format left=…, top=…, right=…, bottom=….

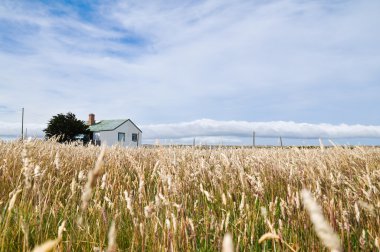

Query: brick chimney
left=88, top=113, right=95, bottom=126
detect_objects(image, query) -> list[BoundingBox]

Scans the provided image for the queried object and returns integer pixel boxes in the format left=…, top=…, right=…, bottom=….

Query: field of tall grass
left=0, top=140, right=379, bottom=251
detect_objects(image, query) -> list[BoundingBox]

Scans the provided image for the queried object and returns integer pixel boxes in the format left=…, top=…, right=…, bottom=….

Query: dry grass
left=0, top=139, right=379, bottom=251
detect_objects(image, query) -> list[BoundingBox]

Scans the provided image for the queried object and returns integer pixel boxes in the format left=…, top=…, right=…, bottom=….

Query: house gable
left=89, top=119, right=142, bottom=133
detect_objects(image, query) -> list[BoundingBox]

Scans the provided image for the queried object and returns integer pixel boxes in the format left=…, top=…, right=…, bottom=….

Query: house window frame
left=118, top=132, right=126, bottom=142
left=132, top=133, right=138, bottom=142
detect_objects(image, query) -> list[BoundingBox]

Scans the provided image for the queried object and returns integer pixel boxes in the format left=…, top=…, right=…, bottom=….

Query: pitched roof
left=89, top=119, right=142, bottom=132
left=89, top=119, right=127, bottom=132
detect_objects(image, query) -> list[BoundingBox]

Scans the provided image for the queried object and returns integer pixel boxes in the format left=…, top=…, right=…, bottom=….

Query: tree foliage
left=44, top=112, right=89, bottom=143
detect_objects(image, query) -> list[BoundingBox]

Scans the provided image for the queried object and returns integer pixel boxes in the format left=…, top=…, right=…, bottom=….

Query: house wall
left=93, top=120, right=142, bottom=147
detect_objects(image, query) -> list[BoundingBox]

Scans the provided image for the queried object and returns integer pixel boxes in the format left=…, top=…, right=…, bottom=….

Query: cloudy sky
left=0, top=0, right=379, bottom=144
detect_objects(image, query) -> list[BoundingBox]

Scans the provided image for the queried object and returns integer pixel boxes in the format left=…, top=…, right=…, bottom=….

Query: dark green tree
left=44, top=112, right=89, bottom=143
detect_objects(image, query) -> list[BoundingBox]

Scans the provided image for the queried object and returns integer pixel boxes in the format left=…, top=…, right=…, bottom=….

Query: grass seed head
left=301, top=189, right=342, bottom=252
left=222, top=233, right=234, bottom=252
left=106, top=221, right=117, bottom=252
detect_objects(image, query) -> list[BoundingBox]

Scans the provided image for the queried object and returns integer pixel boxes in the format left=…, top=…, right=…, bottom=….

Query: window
left=93, top=133, right=100, bottom=141
left=118, top=132, right=125, bottom=142
left=132, top=133, right=138, bottom=142
left=94, top=133, right=101, bottom=146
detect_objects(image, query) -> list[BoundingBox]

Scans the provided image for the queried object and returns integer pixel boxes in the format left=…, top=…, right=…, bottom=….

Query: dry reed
left=0, top=139, right=379, bottom=251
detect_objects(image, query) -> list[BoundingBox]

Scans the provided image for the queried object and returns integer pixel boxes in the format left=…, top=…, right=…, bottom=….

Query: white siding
left=94, top=120, right=142, bottom=147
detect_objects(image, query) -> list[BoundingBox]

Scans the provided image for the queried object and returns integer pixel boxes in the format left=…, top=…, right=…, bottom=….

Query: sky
left=0, top=0, right=379, bottom=144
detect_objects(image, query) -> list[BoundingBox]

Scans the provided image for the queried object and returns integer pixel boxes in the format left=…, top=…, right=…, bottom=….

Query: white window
left=118, top=132, right=125, bottom=142
left=94, top=133, right=100, bottom=141
left=93, top=133, right=101, bottom=146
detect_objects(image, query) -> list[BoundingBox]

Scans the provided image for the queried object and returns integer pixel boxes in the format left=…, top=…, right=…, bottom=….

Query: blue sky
left=0, top=0, right=380, bottom=144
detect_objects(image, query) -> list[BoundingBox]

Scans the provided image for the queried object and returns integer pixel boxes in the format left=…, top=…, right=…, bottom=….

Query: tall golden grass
left=0, top=139, right=379, bottom=251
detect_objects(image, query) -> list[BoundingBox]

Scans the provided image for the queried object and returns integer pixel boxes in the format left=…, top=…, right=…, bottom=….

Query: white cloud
left=142, top=119, right=380, bottom=140
left=0, top=0, right=379, bottom=127
left=0, top=121, right=44, bottom=137
left=2, top=119, right=380, bottom=143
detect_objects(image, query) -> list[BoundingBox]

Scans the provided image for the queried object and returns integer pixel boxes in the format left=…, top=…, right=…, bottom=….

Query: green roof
left=89, top=119, right=128, bottom=132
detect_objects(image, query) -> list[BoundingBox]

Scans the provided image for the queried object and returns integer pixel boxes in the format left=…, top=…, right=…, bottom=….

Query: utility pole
left=21, top=107, right=24, bottom=140
left=252, top=131, right=256, bottom=147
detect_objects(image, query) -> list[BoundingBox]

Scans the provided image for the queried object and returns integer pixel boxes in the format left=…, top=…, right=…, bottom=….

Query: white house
left=88, top=114, right=142, bottom=147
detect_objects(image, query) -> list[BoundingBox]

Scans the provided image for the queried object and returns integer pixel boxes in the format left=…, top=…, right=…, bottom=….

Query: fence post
left=252, top=131, right=256, bottom=147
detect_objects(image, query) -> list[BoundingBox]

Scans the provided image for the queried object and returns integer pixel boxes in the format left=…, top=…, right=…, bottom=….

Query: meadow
left=0, top=140, right=379, bottom=251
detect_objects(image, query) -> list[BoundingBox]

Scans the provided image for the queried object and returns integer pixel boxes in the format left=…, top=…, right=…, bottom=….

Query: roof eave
left=89, top=119, right=142, bottom=133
